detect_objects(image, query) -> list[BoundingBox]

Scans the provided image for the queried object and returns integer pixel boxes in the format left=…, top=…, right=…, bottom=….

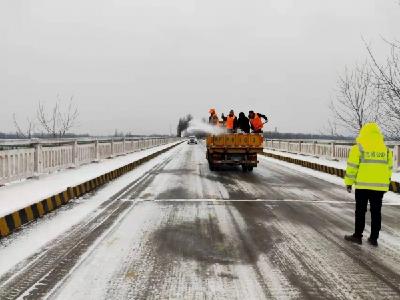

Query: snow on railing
left=76, top=143, right=95, bottom=166
left=0, top=137, right=179, bottom=185
left=0, top=148, right=35, bottom=184
left=42, top=145, right=74, bottom=173
left=99, top=142, right=112, bottom=160
left=264, top=139, right=400, bottom=170
left=113, top=141, right=124, bottom=156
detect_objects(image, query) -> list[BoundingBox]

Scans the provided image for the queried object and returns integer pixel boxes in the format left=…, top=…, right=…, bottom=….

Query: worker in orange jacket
left=221, top=109, right=238, bottom=133
left=209, top=108, right=220, bottom=126
left=248, top=111, right=268, bottom=133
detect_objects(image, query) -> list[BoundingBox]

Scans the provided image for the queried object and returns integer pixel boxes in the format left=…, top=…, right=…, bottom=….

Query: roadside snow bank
left=264, top=149, right=400, bottom=182
left=0, top=142, right=180, bottom=218
left=261, top=150, right=400, bottom=205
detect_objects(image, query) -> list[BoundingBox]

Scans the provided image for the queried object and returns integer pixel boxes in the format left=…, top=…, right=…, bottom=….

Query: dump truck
left=206, top=133, right=264, bottom=172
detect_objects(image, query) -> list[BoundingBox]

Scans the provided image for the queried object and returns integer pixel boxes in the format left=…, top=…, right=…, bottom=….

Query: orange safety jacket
left=226, top=115, right=236, bottom=129
left=250, top=114, right=263, bottom=131
left=209, top=114, right=219, bottom=126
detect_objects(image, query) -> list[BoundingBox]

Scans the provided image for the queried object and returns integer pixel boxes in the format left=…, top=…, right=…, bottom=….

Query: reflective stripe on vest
left=345, top=174, right=356, bottom=179
left=347, top=162, right=359, bottom=169
left=355, top=182, right=389, bottom=188
left=358, top=144, right=389, bottom=164
left=355, top=143, right=390, bottom=190
left=250, top=114, right=263, bottom=130
left=226, top=115, right=236, bottom=129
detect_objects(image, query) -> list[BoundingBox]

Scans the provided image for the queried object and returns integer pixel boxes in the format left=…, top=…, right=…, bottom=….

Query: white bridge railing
left=0, top=137, right=179, bottom=185
left=265, top=139, right=400, bottom=170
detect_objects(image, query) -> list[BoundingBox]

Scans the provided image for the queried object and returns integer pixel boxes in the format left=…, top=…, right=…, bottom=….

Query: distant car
left=187, top=136, right=198, bottom=144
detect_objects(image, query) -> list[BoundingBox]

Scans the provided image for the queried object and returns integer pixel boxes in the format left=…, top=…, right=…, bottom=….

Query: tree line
left=176, top=114, right=193, bottom=137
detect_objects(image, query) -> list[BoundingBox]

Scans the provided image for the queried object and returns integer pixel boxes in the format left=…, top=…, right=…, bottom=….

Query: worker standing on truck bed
left=237, top=112, right=250, bottom=133
left=221, top=110, right=238, bottom=133
left=248, top=111, right=268, bottom=133
left=344, top=123, right=393, bottom=247
left=209, top=108, right=219, bottom=126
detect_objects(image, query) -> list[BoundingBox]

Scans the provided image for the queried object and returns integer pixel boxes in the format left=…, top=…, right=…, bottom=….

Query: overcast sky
left=1, top=0, right=400, bottom=135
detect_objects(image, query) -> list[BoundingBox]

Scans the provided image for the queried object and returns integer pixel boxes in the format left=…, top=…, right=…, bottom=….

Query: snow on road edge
left=0, top=142, right=180, bottom=217
left=260, top=154, right=400, bottom=205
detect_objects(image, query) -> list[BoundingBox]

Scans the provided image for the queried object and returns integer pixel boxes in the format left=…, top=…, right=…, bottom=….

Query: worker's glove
left=346, top=185, right=352, bottom=193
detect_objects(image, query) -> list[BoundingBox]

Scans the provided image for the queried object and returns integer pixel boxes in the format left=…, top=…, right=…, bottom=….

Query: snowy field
left=0, top=142, right=399, bottom=299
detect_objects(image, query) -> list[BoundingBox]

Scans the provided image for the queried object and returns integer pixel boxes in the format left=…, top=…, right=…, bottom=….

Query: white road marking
left=119, top=198, right=400, bottom=205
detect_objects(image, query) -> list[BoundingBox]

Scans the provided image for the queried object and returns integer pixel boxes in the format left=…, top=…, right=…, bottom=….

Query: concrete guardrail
left=0, top=137, right=179, bottom=185
left=264, top=139, right=400, bottom=170
left=0, top=141, right=183, bottom=238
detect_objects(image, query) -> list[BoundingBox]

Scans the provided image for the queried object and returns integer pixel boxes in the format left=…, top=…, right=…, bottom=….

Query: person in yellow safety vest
left=221, top=109, right=238, bottom=133
left=344, top=123, right=393, bottom=247
left=248, top=111, right=268, bottom=133
left=208, top=108, right=219, bottom=126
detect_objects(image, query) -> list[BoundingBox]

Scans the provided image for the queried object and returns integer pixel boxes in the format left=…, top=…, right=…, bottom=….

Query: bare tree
left=58, top=96, right=79, bottom=137
left=330, top=61, right=381, bottom=134
left=37, top=96, right=79, bottom=138
left=365, top=41, right=400, bottom=138
left=176, top=114, right=193, bottom=137
left=13, top=114, right=35, bottom=139
left=320, top=119, right=340, bottom=137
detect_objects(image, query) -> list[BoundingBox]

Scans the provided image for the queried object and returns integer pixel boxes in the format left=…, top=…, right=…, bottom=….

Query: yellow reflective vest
left=344, top=143, right=393, bottom=191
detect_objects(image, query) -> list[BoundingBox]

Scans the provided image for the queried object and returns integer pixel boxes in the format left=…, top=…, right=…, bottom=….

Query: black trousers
left=354, top=189, right=384, bottom=240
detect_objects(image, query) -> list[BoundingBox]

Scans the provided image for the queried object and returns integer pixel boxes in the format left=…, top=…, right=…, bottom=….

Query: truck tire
left=209, top=162, right=216, bottom=171
left=247, top=166, right=254, bottom=172
left=241, top=165, right=248, bottom=172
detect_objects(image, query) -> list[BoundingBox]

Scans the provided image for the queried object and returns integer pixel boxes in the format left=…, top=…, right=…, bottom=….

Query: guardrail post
left=313, top=140, right=317, bottom=156
left=94, top=140, right=100, bottom=162
left=122, top=138, right=126, bottom=154
left=72, top=140, right=78, bottom=167
left=110, top=139, right=114, bottom=157
left=298, top=141, right=302, bottom=153
left=331, top=142, right=335, bottom=159
left=33, top=143, right=43, bottom=175
left=394, top=145, right=400, bottom=171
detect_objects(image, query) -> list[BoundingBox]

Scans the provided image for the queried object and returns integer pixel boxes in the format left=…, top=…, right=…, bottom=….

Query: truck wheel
left=247, top=166, right=254, bottom=172
left=209, top=162, right=216, bottom=171
left=242, top=165, right=248, bottom=172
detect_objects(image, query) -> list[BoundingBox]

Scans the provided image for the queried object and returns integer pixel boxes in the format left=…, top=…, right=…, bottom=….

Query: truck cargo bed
left=206, top=133, right=264, bottom=172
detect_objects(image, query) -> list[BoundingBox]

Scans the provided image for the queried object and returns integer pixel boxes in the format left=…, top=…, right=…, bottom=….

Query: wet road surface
left=0, top=142, right=400, bottom=299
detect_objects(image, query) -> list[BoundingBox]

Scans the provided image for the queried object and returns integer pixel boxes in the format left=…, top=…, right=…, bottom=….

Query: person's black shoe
left=368, top=238, right=378, bottom=247
left=344, top=234, right=362, bottom=245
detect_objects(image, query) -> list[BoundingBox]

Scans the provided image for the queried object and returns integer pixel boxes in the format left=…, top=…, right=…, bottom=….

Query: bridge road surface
left=1, top=142, right=400, bottom=300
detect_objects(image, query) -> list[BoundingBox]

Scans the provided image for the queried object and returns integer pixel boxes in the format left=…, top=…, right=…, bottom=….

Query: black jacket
left=237, top=113, right=250, bottom=133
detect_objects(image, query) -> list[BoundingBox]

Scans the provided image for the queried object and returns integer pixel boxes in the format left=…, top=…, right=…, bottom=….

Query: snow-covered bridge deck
left=0, top=142, right=399, bottom=299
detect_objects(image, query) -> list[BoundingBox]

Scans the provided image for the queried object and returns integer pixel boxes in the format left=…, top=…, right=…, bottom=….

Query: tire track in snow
left=4, top=143, right=399, bottom=299
left=258, top=201, right=400, bottom=299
